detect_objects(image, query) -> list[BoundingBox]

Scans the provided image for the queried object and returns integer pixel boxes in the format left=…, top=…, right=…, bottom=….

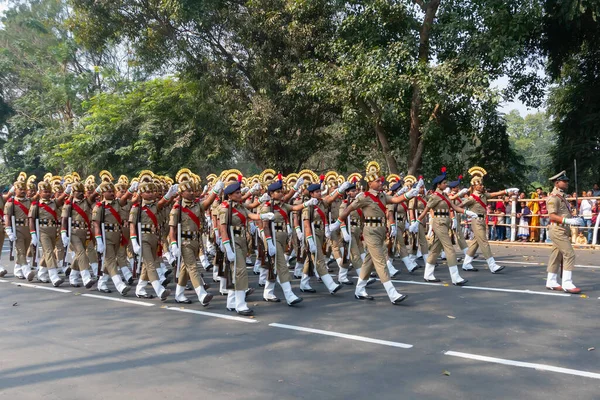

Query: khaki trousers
left=139, top=233, right=160, bottom=282
left=547, top=225, right=575, bottom=273
left=466, top=219, right=493, bottom=259
left=303, top=229, right=329, bottom=276
left=349, top=227, right=364, bottom=270
left=39, top=226, right=58, bottom=269
left=427, top=218, right=458, bottom=266
left=359, top=226, right=391, bottom=283
left=103, top=231, right=122, bottom=277
left=233, top=234, right=249, bottom=290
left=15, top=226, right=31, bottom=265
left=177, top=240, right=204, bottom=289
left=69, top=230, right=91, bottom=272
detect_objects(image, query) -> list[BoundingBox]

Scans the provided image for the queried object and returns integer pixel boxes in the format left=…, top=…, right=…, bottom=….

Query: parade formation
left=0, top=162, right=586, bottom=317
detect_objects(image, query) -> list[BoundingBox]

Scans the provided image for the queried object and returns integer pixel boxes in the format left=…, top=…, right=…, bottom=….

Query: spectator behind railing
left=517, top=201, right=531, bottom=241
left=539, top=192, right=550, bottom=242
left=528, top=192, right=540, bottom=242
left=580, top=190, right=595, bottom=244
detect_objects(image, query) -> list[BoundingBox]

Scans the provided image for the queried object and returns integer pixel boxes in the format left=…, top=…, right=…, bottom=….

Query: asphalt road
left=1, top=243, right=599, bottom=400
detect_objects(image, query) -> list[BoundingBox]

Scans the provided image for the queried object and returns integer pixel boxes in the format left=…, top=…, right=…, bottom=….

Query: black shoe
left=85, top=280, right=95, bottom=289
left=200, top=294, right=213, bottom=306
left=293, top=275, right=302, bottom=279
left=219, top=291, right=228, bottom=296
left=99, top=288, right=112, bottom=293
left=424, top=278, right=441, bottom=283
left=70, top=283, right=81, bottom=288
left=330, top=283, right=342, bottom=294
left=136, top=293, right=154, bottom=299
left=491, top=266, right=505, bottom=274
left=370, top=272, right=377, bottom=278
left=258, top=283, right=265, bottom=288
left=226, top=307, right=235, bottom=312
left=64, top=267, right=71, bottom=277
left=252, top=271, right=260, bottom=275
left=52, top=279, right=64, bottom=287
left=263, top=297, right=281, bottom=302
left=317, top=278, right=323, bottom=283
left=127, top=277, right=134, bottom=286
left=120, top=286, right=130, bottom=297
left=175, top=298, right=192, bottom=304
left=203, top=283, right=211, bottom=290
left=161, top=277, right=171, bottom=288
left=453, top=280, right=468, bottom=286
left=245, top=287, right=255, bottom=296
left=300, top=288, right=316, bottom=293
left=366, top=278, right=377, bottom=286
left=392, top=294, right=407, bottom=304
left=340, top=280, right=354, bottom=285
left=205, top=264, right=213, bottom=272
left=390, top=271, right=400, bottom=278
left=288, top=297, right=303, bottom=306
left=462, top=268, right=479, bottom=272
left=164, top=269, right=172, bottom=278
left=237, top=309, right=254, bottom=316
left=160, top=289, right=171, bottom=301
left=355, top=294, right=374, bottom=300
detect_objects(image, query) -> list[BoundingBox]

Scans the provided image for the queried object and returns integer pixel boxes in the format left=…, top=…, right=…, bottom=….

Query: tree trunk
left=408, top=0, right=440, bottom=176
left=356, top=98, right=399, bottom=174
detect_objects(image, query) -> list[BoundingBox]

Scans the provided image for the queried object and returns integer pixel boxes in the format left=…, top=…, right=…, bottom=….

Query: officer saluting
left=545, top=171, right=583, bottom=293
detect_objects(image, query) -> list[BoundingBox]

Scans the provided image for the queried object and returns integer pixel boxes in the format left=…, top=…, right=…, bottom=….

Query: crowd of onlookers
left=462, top=183, right=600, bottom=245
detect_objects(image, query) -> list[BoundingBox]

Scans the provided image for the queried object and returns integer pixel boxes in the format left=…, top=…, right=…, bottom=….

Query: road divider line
left=81, top=293, right=155, bottom=307
left=164, top=306, right=258, bottom=323
left=461, top=286, right=571, bottom=297
left=11, top=282, right=71, bottom=293
left=472, top=260, right=598, bottom=269
left=445, top=350, right=600, bottom=380
left=352, top=276, right=443, bottom=287
left=269, top=323, right=413, bottom=349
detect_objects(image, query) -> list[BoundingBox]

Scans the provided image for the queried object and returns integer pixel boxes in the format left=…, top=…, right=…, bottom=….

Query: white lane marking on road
left=472, top=260, right=599, bottom=269
left=11, top=282, right=71, bottom=293
left=164, top=306, right=259, bottom=323
left=81, top=293, right=155, bottom=307
left=461, top=286, right=572, bottom=297
left=269, top=323, right=413, bottom=349
left=352, top=276, right=443, bottom=287
left=0, top=279, right=9, bottom=283
left=445, top=350, right=600, bottom=380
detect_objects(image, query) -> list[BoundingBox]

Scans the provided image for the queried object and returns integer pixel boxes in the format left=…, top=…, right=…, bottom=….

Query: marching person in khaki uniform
left=545, top=171, right=583, bottom=293
left=130, top=170, right=178, bottom=301
left=168, top=169, right=223, bottom=305
left=29, top=179, right=67, bottom=287
left=92, top=180, right=136, bottom=296
left=331, top=162, right=418, bottom=304
left=459, top=167, right=519, bottom=273
left=447, top=176, right=470, bottom=259
left=323, top=172, right=344, bottom=270
left=115, top=175, right=135, bottom=285
left=410, top=167, right=479, bottom=286
left=60, top=177, right=98, bottom=288
left=4, top=174, right=32, bottom=279
left=0, top=185, right=15, bottom=277
left=258, top=173, right=309, bottom=305
left=219, top=174, right=275, bottom=316
left=83, top=175, right=100, bottom=277
left=407, top=175, right=429, bottom=262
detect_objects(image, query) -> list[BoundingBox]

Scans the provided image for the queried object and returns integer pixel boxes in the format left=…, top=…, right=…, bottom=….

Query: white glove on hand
left=307, top=236, right=317, bottom=254
left=337, top=181, right=351, bottom=194
left=295, top=227, right=304, bottom=242
left=170, top=243, right=180, bottom=258
left=416, top=178, right=425, bottom=190
left=565, top=217, right=584, bottom=226
left=259, top=193, right=271, bottom=203
left=506, top=188, right=519, bottom=194
left=287, top=224, right=292, bottom=236
left=30, top=232, right=38, bottom=247
left=457, top=188, right=469, bottom=197
left=213, top=228, right=221, bottom=246
left=292, top=191, right=300, bottom=200
left=61, top=231, right=70, bottom=247
left=96, top=237, right=105, bottom=254
left=329, top=220, right=340, bottom=232
left=267, top=238, right=276, bottom=256
left=465, top=210, right=479, bottom=219
left=409, top=221, right=420, bottom=234
left=241, top=186, right=250, bottom=194
left=205, top=216, right=212, bottom=228
left=95, top=184, right=102, bottom=194
left=342, top=226, right=351, bottom=242
left=389, top=224, right=397, bottom=238
left=9, top=185, right=15, bottom=194
left=396, top=186, right=408, bottom=196
left=128, top=181, right=139, bottom=193
left=131, top=238, right=141, bottom=255
left=212, top=180, right=224, bottom=194
left=303, top=198, right=318, bottom=207
left=164, top=184, right=179, bottom=200
left=64, top=184, right=73, bottom=195
left=444, top=187, right=451, bottom=194
left=260, top=212, right=275, bottom=221
left=452, top=218, right=457, bottom=230
left=5, top=227, right=17, bottom=242
left=405, top=221, right=410, bottom=230
left=225, top=242, right=235, bottom=262
left=250, top=183, right=261, bottom=194
left=249, top=221, right=257, bottom=235
left=294, top=177, right=305, bottom=191
left=405, top=188, right=419, bottom=199
left=325, top=225, right=331, bottom=238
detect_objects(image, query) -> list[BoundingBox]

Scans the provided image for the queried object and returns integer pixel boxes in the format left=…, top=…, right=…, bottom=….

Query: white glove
left=286, top=224, right=292, bottom=236
left=307, top=236, right=317, bottom=254
left=224, top=242, right=235, bottom=262
left=325, top=225, right=331, bottom=238
left=259, top=193, right=271, bottom=203
left=303, top=198, right=318, bottom=207
left=241, top=186, right=250, bottom=194
left=260, top=212, right=275, bottom=221
left=203, top=185, right=208, bottom=194
left=212, top=180, right=224, bottom=194
left=266, top=238, right=276, bottom=256
left=164, top=184, right=178, bottom=200
left=128, top=181, right=139, bottom=193
left=342, top=226, right=351, bottom=242
left=465, top=210, right=479, bottom=219
left=416, top=178, right=425, bottom=190
left=95, top=184, right=102, bottom=194
left=205, top=215, right=212, bottom=228
left=565, top=217, right=584, bottom=226
left=396, top=186, right=408, bottom=196
left=291, top=191, right=300, bottom=200
left=409, top=221, right=420, bottom=234
left=405, top=188, right=419, bottom=199
left=64, top=184, right=73, bottom=195
left=295, top=227, right=304, bottom=242
left=506, top=188, right=519, bottom=194
left=5, top=227, right=17, bottom=242
left=249, top=221, right=257, bottom=235
left=452, top=218, right=457, bottom=230
left=61, top=231, right=70, bottom=247
left=329, top=220, right=340, bottom=232
left=8, top=185, right=15, bottom=194
left=444, top=187, right=451, bottom=194
left=337, top=181, right=351, bottom=194
left=457, top=188, right=469, bottom=196
left=170, top=243, right=180, bottom=258
left=250, top=183, right=261, bottom=194
left=96, top=236, right=105, bottom=254
left=213, top=229, right=221, bottom=246
left=30, top=232, right=38, bottom=247
left=131, top=238, right=141, bottom=255
left=294, top=177, right=305, bottom=191
left=405, top=221, right=410, bottom=230
left=389, top=224, right=397, bottom=237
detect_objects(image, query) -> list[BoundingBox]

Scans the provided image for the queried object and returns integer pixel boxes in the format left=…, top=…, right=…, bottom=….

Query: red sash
left=222, top=202, right=247, bottom=226
left=37, top=202, right=58, bottom=221
left=470, top=194, right=487, bottom=210
left=69, top=200, right=92, bottom=238
left=356, top=209, right=364, bottom=219
left=364, top=191, right=387, bottom=214
left=274, top=205, right=289, bottom=224
left=434, top=192, right=453, bottom=209
left=103, top=203, right=123, bottom=225
left=11, top=199, right=29, bottom=215
left=0, top=209, right=3, bottom=219
left=314, top=206, right=327, bottom=226
left=418, top=197, right=427, bottom=207
left=181, top=206, right=201, bottom=229
left=399, top=202, right=408, bottom=213
left=142, top=206, right=158, bottom=226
